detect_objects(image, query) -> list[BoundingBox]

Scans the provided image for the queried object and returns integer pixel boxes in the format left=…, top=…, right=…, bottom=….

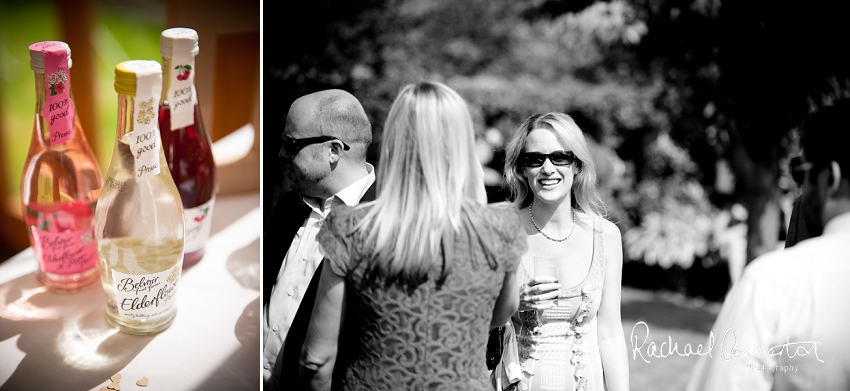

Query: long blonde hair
left=356, top=81, right=487, bottom=288
left=503, top=112, right=606, bottom=217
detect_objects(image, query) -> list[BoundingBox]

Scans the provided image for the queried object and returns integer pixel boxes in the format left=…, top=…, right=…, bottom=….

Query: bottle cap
left=160, top=27, right=199, bottom=58
left=29, top=41, right=72, bottom=72
left=115, top=60, right=162, bottom=95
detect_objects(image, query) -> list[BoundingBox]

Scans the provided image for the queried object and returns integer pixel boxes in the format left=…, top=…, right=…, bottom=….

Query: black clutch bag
left=486, top=325, right=505, bottom=370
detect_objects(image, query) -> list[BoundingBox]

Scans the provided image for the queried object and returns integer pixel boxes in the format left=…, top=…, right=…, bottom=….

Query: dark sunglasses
left=521, top=150, right=578, bottom=168
left=282, top=135, right=350, bottom=157
left=788, top=155, right=815, bottom=186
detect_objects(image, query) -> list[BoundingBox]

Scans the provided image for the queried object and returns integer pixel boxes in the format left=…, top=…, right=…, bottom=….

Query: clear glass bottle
left=21, top=41, right=102, bottom=292
left=95, top=60, right=184, bottom=335
left=158, top=27, right=217, bottom=267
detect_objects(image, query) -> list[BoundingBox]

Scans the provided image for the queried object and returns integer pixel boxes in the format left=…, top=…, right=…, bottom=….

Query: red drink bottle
left=158, top=28, right=217, bottom=267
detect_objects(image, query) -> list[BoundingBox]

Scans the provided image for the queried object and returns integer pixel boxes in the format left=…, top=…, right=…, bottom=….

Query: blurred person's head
left=504, top=112, right=606, bottom=216
left=279, top=89, right=372, bottom=198
left=798, top=99, right=850, bottom=234
left=357, top=81, right=486, bottom=287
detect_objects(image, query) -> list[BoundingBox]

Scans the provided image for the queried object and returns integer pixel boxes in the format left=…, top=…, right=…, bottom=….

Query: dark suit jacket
left=265, top=182, right=376, bottom=391
left=785, top=195, right=816, bottom=248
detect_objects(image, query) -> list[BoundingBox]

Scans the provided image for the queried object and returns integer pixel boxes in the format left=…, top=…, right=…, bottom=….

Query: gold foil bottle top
left=29, top=41, right=72, bottom=72
left=160, top=27, right=200, bottom=58
left=114, top=60, right=162, bottom=95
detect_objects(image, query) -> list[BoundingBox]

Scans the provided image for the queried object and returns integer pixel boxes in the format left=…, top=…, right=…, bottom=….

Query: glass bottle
left=158, top=27, right=217, bottom=267
left=95, top=60, right=184, bottom=335
left=21, top=41, right=102, bottom=292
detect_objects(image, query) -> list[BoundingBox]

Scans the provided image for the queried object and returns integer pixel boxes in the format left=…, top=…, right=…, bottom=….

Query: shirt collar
left=823, top=211, right=850, bottom=236
left=300, top=163, right=375, bottom=212
left=334, top=163, right=375, bottom=207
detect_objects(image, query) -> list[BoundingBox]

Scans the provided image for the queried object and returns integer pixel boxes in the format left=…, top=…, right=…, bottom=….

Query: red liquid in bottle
left=159, top=104, right=216, bottom=267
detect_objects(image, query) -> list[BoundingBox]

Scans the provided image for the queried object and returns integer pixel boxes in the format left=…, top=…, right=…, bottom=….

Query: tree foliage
left=629, top=0, right=850, bottom=262
left=266, top=0, right=850, bottom=273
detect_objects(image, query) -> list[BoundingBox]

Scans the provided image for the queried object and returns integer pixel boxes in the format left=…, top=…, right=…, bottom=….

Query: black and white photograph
left=264, top=1, right=850, bottom=390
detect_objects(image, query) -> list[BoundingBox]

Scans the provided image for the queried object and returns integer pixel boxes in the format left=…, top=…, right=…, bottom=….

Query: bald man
left=263, top=90, right=375, bottom=387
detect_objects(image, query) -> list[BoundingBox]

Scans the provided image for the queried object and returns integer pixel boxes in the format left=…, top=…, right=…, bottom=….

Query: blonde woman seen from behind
left=503, top=113, right=629, bottom=391
left=297, top=81, right=528, bottom=391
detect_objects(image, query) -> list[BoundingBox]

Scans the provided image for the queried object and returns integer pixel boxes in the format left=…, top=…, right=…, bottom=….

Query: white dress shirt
left=262, top=164, right=374, bottom=383
left=686, top=212, right=850, bottom=391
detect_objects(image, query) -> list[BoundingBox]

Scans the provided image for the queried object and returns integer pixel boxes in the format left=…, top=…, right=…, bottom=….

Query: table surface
left=0, top=191, right=261, bottom=391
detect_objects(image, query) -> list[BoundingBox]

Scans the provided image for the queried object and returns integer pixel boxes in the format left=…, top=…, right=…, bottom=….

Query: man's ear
left=827, top=161, right=841, bottom=196
left=328, top=140, right=344, bottom=164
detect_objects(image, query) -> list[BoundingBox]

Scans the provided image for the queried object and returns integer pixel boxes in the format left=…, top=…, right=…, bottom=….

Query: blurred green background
left=0, top=0, right=165, bottom=259
left=0, top=0, right=165, bottom=183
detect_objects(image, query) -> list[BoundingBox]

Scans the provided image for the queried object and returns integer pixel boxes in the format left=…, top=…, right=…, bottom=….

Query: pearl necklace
left=529, top=201, right=575, bottom=242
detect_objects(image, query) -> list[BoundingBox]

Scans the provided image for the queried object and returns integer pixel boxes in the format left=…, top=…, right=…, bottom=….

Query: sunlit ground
left=621, top=286, right=722, bottom=391
left=0, top=277, right=134, bottom=371
left=59, top=315, right=121, bottom=368
left=0, top=285, right=53, bottom=321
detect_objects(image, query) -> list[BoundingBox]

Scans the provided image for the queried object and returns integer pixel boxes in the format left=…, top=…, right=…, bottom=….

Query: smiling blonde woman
left=502, top=113, right=629, bottom=391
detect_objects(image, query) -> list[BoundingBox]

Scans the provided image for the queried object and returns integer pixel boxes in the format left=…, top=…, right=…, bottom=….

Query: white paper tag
left=129, top=124, right=161, bottom=181
left=127, top=61, right=163, bottom=182
left=168, top=37, right=196, bottom=130
left=112, top=266, right=180, bottom=321
left=183, top=197, right=215, bottom=253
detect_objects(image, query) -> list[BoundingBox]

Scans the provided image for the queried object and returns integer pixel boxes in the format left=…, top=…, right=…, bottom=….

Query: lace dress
left=512, top=217, right=605, bottom=391
left=317, top=201, right=527, bottom=391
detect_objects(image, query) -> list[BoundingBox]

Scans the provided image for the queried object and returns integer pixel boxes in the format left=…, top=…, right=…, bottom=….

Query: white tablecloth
left=0, top=191, right=260, bottom=391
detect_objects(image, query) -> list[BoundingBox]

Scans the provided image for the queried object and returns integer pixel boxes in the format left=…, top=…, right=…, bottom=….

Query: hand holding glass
left=519, top=257, right=562, bottom=311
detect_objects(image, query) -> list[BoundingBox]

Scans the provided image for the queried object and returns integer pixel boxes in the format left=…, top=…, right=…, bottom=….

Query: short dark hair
left=801, top=99, right=850, bottom=181
left=314, top=92, right=372, bottom=160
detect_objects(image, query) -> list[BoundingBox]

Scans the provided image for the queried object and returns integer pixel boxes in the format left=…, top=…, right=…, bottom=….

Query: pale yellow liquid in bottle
left=96, top=121, right=184, bottom=335
left=98, top=237, right=183, bottom=334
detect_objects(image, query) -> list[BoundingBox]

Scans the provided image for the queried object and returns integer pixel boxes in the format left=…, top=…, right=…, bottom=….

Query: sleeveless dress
left=317, top=201, right=527, bottom=391
left=512, top=216, right=605, bottom=391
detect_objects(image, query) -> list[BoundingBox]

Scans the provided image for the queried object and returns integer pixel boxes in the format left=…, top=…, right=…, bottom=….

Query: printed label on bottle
left=125, top=60, right=163, bottom=182
left=130, top=125, right=161, bottom=181
left=26, top=200, right=97, bottom=275
left=168, top=37, right=196, bottom=131
left=39, top=43, right=75, bottom=146
left=112, top=266, right=180, bottom=321
left=184, top=197, right=215, bottom=253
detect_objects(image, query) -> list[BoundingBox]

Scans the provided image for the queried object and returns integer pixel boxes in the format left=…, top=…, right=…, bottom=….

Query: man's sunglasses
left=282, top=135, right=350, bottom=157
left=521, top=151, right=578, bottom=168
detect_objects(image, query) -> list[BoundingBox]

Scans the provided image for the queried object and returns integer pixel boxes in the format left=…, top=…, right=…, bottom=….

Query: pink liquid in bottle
left=22, top=41, right=103, bottom=292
